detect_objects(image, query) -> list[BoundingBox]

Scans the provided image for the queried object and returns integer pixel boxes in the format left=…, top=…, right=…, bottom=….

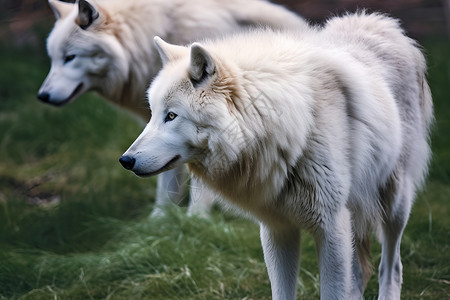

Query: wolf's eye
left=64, top=55, right=76, bottom=64
left=164, top=112, right=177, bottom=122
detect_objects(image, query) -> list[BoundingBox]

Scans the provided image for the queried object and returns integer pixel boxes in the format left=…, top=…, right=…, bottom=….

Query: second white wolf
left=38, top=0, right=307, bottom=216
left=120, top=12, right=433, bottom=300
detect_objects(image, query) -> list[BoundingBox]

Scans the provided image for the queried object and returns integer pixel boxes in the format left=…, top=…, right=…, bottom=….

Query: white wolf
left=120, top=12, right=433, bottom=300
left=37, top=0, right=307, bottom=216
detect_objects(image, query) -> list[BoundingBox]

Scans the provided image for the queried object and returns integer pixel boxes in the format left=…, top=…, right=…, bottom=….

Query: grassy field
left=0, top=37, right=449, bottom=299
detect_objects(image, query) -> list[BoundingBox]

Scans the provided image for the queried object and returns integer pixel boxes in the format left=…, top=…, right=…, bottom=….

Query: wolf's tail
left=419, top=61, right=434, bottom=134
left=410, top=39, right=434, bottom=190
left=228, top=0, right=308, bottom=31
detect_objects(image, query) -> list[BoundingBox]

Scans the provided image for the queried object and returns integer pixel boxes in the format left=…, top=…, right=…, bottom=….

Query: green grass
left=0, top=39, right=449, bottom=299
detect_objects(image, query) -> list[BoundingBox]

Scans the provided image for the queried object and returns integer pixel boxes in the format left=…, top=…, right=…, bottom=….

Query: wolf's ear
left=77, top=0, right=99, bottom=30
left=189, top=43, right=216, bottom=87
left=154, top=36, right=187, bottom=65
left=48, top=0, right=73, bottom=20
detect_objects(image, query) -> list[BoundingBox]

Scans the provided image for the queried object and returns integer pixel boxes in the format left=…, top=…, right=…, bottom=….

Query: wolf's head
left=38, top=0, right=128, bottom=106
left=120, top=36, right=246, bottom=177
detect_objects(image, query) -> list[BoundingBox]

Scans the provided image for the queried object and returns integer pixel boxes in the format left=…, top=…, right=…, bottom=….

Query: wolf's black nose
left=119, top=156, right=136, bottom=170
left=37, top=92, right=50, bottom=103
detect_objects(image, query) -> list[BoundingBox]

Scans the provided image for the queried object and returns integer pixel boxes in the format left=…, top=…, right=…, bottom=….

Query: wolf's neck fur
left=97, top=0, right=172, bottom=121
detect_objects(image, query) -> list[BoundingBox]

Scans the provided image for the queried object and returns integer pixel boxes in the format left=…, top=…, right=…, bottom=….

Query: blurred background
left=0, top=1, right=449, bottom=299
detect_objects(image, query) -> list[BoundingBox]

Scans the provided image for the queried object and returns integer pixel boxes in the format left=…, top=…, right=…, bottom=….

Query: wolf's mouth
left=135, top=155, right=181, bottom=177
left=51, top=83, right=84, bottom=107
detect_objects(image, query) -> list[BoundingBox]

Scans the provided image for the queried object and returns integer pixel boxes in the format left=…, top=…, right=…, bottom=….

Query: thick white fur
left=38, top=0, right=307, bottom=216
left=122, top=12, right=433, bottom=299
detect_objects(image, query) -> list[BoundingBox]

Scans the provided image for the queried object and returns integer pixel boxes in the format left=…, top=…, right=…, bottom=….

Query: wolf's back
left=324, top=12, right=433, bottom=188
left=225, top=0, right=308, bottom=31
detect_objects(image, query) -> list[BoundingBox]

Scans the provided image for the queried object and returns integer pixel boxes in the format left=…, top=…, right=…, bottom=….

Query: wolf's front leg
left=152, top=166, right=188, bottom=217
left=187, top=176, right=216, bottom=217
left=260, top=224, right=300, bottom=300
left=314, top=206, right=354, bottom=299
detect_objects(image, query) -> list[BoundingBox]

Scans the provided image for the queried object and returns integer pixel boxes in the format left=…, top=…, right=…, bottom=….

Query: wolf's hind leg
left=378, top=175, right=413, bottom=300
left=260, top=224, right=300, bottom=300
left=351, top=234, right=372, bottom=298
